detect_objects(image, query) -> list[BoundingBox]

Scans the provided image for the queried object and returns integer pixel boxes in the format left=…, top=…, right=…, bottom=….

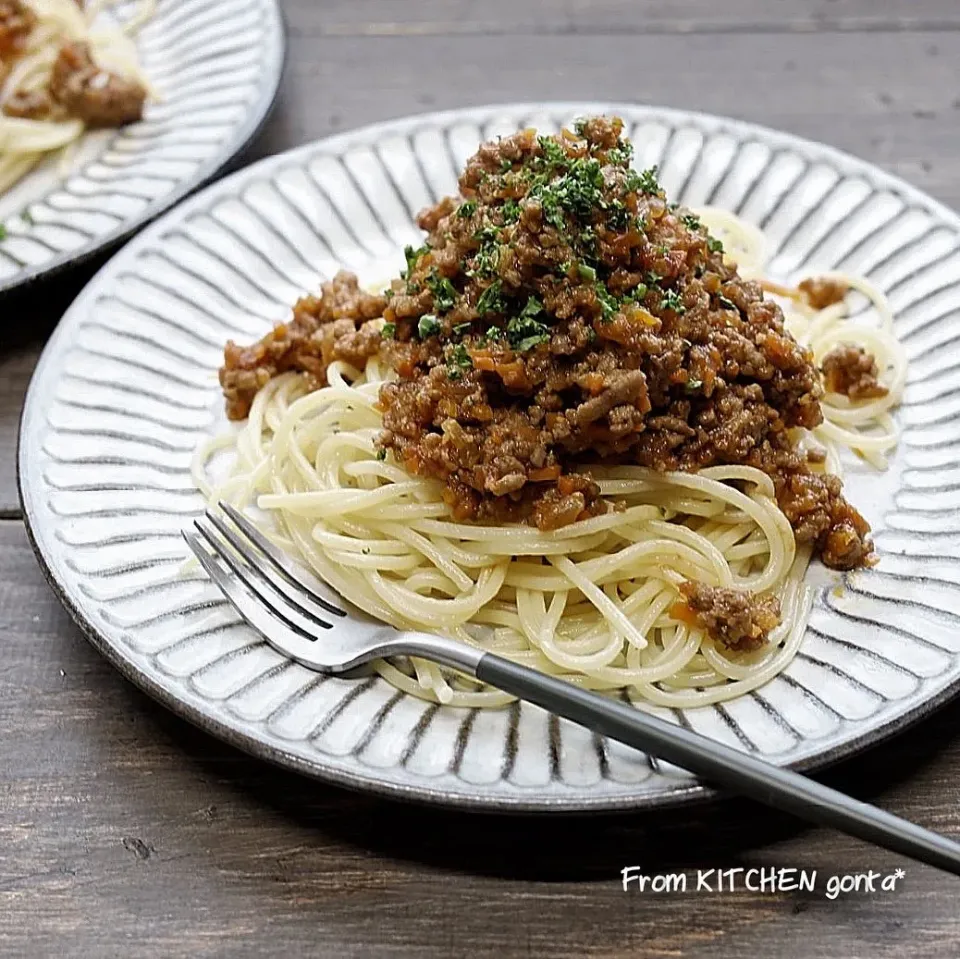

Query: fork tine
left=182, top=531, right=338, bottom=672
left=194, top=517, right=333, bottom=635
left=204, top=508, right=338, bottom=630
left=218, top=501, right=346, bottom=617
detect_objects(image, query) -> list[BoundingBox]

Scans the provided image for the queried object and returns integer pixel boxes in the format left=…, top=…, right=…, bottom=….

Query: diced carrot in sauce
left=581, top=372, right=606, bottom=395
left=529, top=465, right=561, bottom=482
left=670, top=602, right=699, bottom=627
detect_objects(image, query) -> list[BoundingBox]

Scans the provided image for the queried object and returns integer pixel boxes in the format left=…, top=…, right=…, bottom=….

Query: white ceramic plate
left=0, top=0, right=284, bottom=295
left=19, top=103, right=960, bottom=811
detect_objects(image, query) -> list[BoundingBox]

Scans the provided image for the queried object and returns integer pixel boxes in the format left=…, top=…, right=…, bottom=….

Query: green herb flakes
left=417, top=314, right=441, bottom=338
left=717, top=294, right=738, bottom=312
left=506, top=297, right=550, bottom=352
left=625, top=165, right=661, bottom=195
left=447, top=343, right=473, bottom=378
left=501, top=199, right=521, bottom=224
left=403, top=243, right=428, bottom=277
left=427, top=270, right=458, bottom=313
left=659, top=289, right=686, bottom=314
left=595, top=281, right=619, bottom=321
left=476, top=280, right=506, bottom=316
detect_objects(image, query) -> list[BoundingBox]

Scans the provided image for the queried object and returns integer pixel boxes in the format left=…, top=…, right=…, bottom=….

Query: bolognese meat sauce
left=220, top=116, right=875, bottom=571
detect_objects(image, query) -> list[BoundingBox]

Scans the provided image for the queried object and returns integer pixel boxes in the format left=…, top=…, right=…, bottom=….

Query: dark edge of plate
left=15, top=101, right=960, bottom=814
left=0, top=0, right=288, bottom=298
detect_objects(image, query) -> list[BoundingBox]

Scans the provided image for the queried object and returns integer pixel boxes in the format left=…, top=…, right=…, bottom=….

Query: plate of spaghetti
left=0, top=0, right=283, bottom=294
left=19, top=104, right=960, bottom=810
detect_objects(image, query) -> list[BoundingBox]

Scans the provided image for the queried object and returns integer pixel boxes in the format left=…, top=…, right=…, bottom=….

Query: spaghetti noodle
left=194, top=118, right=906, bottom=709
left=193, top=210, right=904, bottom=709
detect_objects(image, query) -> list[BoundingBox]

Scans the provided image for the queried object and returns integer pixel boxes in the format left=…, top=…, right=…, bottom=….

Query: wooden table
left=3, top=2, right=960, bottom=955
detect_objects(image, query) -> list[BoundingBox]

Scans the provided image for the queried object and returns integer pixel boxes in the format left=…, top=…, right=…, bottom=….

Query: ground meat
left=0, top=0, right=34, bottom=60
left=2, top=87, right=59, bottom=120
left=798, top=275, right=848, bottom=311
left=821, top=344, right=888, bottom=400
left=220, top=116, right=875, bottom=569
left=672, top=581, right=781, bottom=651
left=48, top=41, right=146, bottom=127
left=746, top=440, right=874, bottom=569
left=220, top=272, right=387, bottom=419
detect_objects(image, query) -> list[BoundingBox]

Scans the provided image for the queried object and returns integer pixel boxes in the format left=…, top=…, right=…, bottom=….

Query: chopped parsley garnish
left=625, top=165, right=661, bottom=195
left=506, top=296, right=551, bottom=352
left=403, top=243, right=428, bottom=277
left=717, top=294, right=738, bottom=312
left=519, top=295, right=544, bottom=320
left=595, top=281, right=619, bottom=320
left=529, top=156, right=606, bottom=231
left=686, top=378, right=703, bottom=393
left=376, top=448, right=387, bottom=460
left=469, top=225, right=502, bottom=278
left=457, top=200, right=477, bottom=219
left=500, top=158, right=513, bottom=173
left=537, top=136, right=569, bottom=169
left=644, top=270, right=664, bottom=286
left=381, top=322, right=396, bottom=339
left=0, top=224, right=6, bottom=241
left=659, top=289, right=686, bottom=314
left=501, top=199, right=521, bottom=224
left=383, top=287, right=394, bottom=301
left=577, top=263, right=597, bottom=282
left=447, top=343, right=473, bottom=379
left=578, top=225, right=598, bottom=255
left=707, top=237, right=724, bottom=254
left=681, top=213, right=702, bottom=231
left=453, top=322, right=472, bottom=337
left=606, top=142, right=634, bottom=166
left=608, top=200, right=631, bottom=231
left=476, top=280, right=506, bottom=316
left=21, top=209, right=34, bottom=226
left=427, top=270, right=457, bottom=313
left=417, top=314, right=441, bottom=338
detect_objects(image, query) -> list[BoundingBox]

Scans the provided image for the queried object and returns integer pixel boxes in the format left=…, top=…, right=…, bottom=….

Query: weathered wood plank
left=0, top=267, right=98, bottom=515
left=0, top=348, right=34, bottom=516
left=1, top=519, right=960, bottom=957
left=299, top=0, right=960, bottom=35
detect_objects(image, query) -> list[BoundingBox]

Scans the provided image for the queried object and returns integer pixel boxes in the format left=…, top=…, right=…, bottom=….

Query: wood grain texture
left=305, top=0, right=960, bottom=35
left=3, top=1, right=960, bottom=955
left=0, top=265, right=99, bottom=515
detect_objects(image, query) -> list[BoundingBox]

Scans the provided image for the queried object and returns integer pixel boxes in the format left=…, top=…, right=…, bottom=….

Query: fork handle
left=474, top=653, right=960, bottom=876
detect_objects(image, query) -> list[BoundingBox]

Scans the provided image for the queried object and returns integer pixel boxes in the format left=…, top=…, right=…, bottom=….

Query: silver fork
left=185, top=502, right=960, bottom=876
